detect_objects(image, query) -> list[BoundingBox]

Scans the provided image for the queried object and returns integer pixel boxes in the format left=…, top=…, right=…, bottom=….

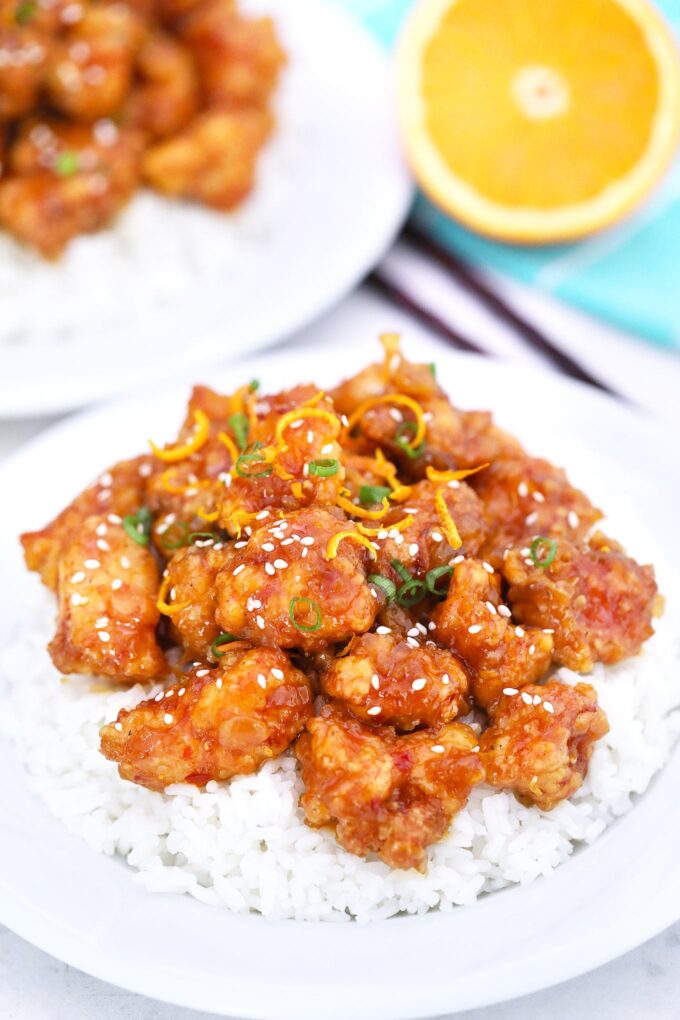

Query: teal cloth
left=335, top=0, right=680, bottom=349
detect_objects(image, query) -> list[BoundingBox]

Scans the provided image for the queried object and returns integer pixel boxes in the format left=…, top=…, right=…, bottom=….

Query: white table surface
left=2, top=271, right=680, bottom=1020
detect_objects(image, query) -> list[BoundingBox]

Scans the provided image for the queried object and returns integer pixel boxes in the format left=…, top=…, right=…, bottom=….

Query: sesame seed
left=503, top=687, right=518, bottom=695
left=525, top=511, right=538, bottom=526
left=108, top=514, right=122, bottom=524
left=163, top=714, right=173, bottom=725
left=98, top=631, right=110, bottom=642
left=307, top=430, right=314, bottom=443
left=178, top=688, right=186, bottom=697
left=256, top=615, right=265, bottom=630
left=407, top=627, right=419, bottom=638
left=407, top=637, right=419, bottom=648
left=232, top=563, right=245, bottom=576
left=84, top=558, right=100, bottom=569
left=96, top=523, right=107, bottom=536
left=281, top=537, right=294, bottom=546
left=271, top=668, right=284, bottom=680
left=394, top=534, right=404, bottom=546
left=111, top=578, right=122, bottom=590
left=533, top=491, right=545, bottom=503
left=533, top=694, right=542, bottom=705
left=371, top=674, right=380, bottom=690
left=99, top=472, right=113, bottom=487
left=485, top=600, right=497, bottom=615
left=515, top=626, right=525, bottom=637
left=411, top=678, right=426, bottom=691
left=303, top=464, right=309, bottom=477
left=468, top=624, right=482, bottom=634
left=196, top=669, right=209, bottom=677
left=447, top=479, right=460, bottom=489
left=377, top=530, right=388, bottom=540
left=70, top=571, right=86, bottom=583
left=441, top=673, right=450, bottom=685
left=235, top=541, right=248, bottom=549
left=341, top=415, right=349, bottom=426
left=430, top=744, right=445, bottom=754
left=256, top=510, right=270, bottom=520
left=257, top=674, right=267, bottom=689
left=300, top=536, right=314, bottom=546
left=321, top=444, right=334, bottom=455
left=498, top=605, right=511, bottom=618
left=518, top=482, right=528, bottom=497
left=482, top=562, right=494, bottom=574
left=120, top=556, right=131, bottom=569
left=301, top=548, right=309, bottom=558
left=543, top=628, right=555, bottom=634
left=262, top=543, right=275, bottom=552
left=367, top=706, right=382, bottom=716
left=154, top=692, right=164, bottom=702
left=389, top=408, right=403, bottom=422
left=408, top=543, right=419, bottom=556
left=216, top=678, right=223, bottom=689
left=428, top=621, right=437, bottom=631
left=521, top=692, right=533, bottom=705
left=94, top=616, right=108, bottom=628
left=96, top=539, right=110, bottom=552
left=70, top=593, right=83, bottom=606
left=114, top=722, right=123, bottom=732
left=431, top=531, right=443, bottom=543
left=376, top=626, right=391, bottom=635
left=520, top=547, right=531, bottom=556
left=568, top=510, right=580, bottom=529
left=97, top=489, right=111, bottom=503
left=289, top=419, right=303, bottom=429
left=265, top=563, right=276, bottom=575
left=273, top=559, right=288, bottom=569
left=529, top=644, right=536, bottom=656
left=164, top=689, right=174, bottom=698
left=543, top=701, right=554, bottom=714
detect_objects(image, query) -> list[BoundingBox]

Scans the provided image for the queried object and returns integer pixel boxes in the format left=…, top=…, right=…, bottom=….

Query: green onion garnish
left=529, top=536, right=558, bottom=568
left=235, top=452, right=272, bottom=478
left=248, top=379, right=260, bottom=392
left=390, top=558, right=412, bottom=584
left=15, top=0, right=36, bottom=23
left=210, top=633, right=237, bottom=658
left=289, top=597, right=322, bottom=633
left=189, top=531, right=217, bottom=544
left=54, top=150, right=80, bottom=177
left=308, top=458, right=339, bottom=477
left=229, top=413, right=249, bottom=451
left=425, top=565, right=453, bottom=596
left=359, top=484, right=391, bottom=506
left=395, top=421, right=425, bottom=460
left=396, top=578, right=427, bottom=607
left=161, top=521, right=190, bottom=550
left=427, top=362, right=436, bottom=378
left=123, top=507, right=152, bottom=546
left=367, top=573, right=397, bottom=602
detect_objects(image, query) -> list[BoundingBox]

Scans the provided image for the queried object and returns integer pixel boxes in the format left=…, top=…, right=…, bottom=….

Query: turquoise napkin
left=335, top=0, right=680, bottom=349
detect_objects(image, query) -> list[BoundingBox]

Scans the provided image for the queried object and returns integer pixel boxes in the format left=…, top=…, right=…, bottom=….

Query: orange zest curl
left=222, top=508, right=259, bottom=539
left=357, top=514, right=414, bottom=537
left=217, top=431, right=240, bottom=464
left=157, top=574, right=191, bottom=616
left=197, top=506, right=219, bottom=522
left=325, top=530, right=377, bottom=561
left=435, top=489, right=462, bottom=549
left=344, top=394, right=426, bottom=451
left=149, top=409, right=210, bottom=463
left=302, top=390, right=327, bottom=408
left=389, top=485, right=413, bottom=502
left=291, top=481, right=306, bottom=500
left=274, top=407, right=341, bottom=447
left=160, top=469, right=211, bottom=495
left=426, top=463, right=489, bottom=484
left=336, top=488, right=389, bottom=520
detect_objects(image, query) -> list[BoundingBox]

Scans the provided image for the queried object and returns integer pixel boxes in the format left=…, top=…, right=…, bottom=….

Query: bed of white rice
left=2, top=576, right=679, bottom=924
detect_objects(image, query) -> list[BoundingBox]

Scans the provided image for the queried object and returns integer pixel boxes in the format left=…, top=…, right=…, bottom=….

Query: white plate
left=0, top=0, right=412, bottom=419
left=1, top=329, right=680, bottom=1019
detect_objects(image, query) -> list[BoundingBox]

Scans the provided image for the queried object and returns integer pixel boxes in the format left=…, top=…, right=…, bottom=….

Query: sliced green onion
left=54, top=150, right=80, bottom=177
left=229, top=413, right=249, bottom=451
left=189, top=531, right=217, bottom=544
left=308, top=458, right=339, bottom=477
left=289, top=597, right=322, bottom=633
left=367, top=573, right=397, bottom=602
left=15, top=0, right=36, bottom=23
left=359, top=484, right=391, bottom=506
left=396, top=578, right=427, bottom=607
left=161, top=521, right=190, bottom=550
left=210, top=632, right=237, bottom=658
left=248, top=379, right=260, bottom=392
left=427, top=362, right=436, bottom=378
left=530, top=536, right=558, bottom=569
left=235, top=452, right=272, bottom=478
left=390, top=558, right=412, bottom=584
left=395, top=421, right=425, bottom=460
left=425, top=565, right=453, bottom=596
left=123, top=507, right=152, bottom=546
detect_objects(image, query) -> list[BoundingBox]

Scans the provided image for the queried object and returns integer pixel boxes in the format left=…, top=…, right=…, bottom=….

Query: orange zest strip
left=274, top=407, right=341, bottom=447
left=291, top=481, right=305, bottom=500
left=302, top=390, right=327, bottom=407
left=389, top=485, right=413, bottom=502
left=357, top=514, right=414, bottom=537
left=149, top=409, right=210, bottom=463
left=426, top=463, right=489, bottom=483
left=222, top=508, right=259, bottom=539
left=197, top=506, right=219, bottom=522
left=217, top=431, right=240, bottom=464
left=336, top=488, right=389, bottom=520
left=160, top=469, right=211, bottom=495
left=157, top=574, right=191, bottom=616
left=435, top=489, right=462, bottom=550
left=373, top=448, right=401, bottom=491
left=325, top=530, right=377, bottom=561
left=344, top=394, right=426, bottom=450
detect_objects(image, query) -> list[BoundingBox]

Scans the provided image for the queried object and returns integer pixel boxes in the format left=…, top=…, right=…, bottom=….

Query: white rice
left=2, top=572, right=679, bottom=924
left=0, top=0, right=301, bottom=348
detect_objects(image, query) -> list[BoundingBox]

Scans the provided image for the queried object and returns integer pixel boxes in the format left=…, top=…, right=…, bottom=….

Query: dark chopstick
left=367, top=270, right=486, bottom=356
left=404, top=223, right=622, bottom=398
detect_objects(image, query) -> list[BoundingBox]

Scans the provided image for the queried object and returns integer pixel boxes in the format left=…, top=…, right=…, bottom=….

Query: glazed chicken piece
left=125, top=30, right=198, bottom=138
left=321, top=631, right=469, bottom=731
left=141, top=107, right=270, bottom=209
left=472, top=455, right=603, bottom=567
left=432, top=558, right=553, bottom=709
left=49, top=513, right=166, bottom=681
left=179, top=0, right=284, bottom=110
left=45, top=2, right=143, bottom=121
left=21, top=455, right=152, bottom=589
left=0, top=120, right=143, bottom=257
left=100, top=646, right=313, bottom=790
left=296, top=703, right=485, bottom=871
left=480, top=680, right=609, bottom=810
left=330, top=345, right=439, bottom=416
left=162, top=542, right=229, bottom=658
left=503, top=533, right=658, bottom=673
left=0, top=23, right=50, bottom=120
left=215, top=507, right=378, bottom=652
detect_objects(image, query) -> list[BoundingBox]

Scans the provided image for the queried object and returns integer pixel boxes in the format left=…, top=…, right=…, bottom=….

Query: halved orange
left=397, top=0, right=680, bottom=242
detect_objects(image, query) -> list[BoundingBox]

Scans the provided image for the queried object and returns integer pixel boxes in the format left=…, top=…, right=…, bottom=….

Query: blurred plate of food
left=0, top=0, right=412, bottom=417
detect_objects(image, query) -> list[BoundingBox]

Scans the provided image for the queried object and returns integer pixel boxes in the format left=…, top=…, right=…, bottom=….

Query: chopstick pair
left=368, top=224, right=622, bottom=399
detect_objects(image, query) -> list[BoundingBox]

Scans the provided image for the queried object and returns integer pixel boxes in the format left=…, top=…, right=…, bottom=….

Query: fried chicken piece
left=125, top=30, right=198, bottom=138
left=179, top=0, right=284, bottom=110
left=330, top=350, right=439, bottom=416
left=472, top=455, right=603, bottom=567
left=100, top=646, right=313, bottom=790
left=0, top=120, right=142, bottom=257
left=45, top=2, right=143, bottom=121
left=49, top=513, right=165, bottom=681
left=296, top=704, right=484, bottom=871
left=141, top=107, right=270, bottom=210
left=503, top=534, right=658, bottom=673
left=432, top=558, right=553, bottom=709
left=163, top=542, right=229, bottom=658
left=0, top=24, right=50, bottom=120
left=321, top=632, right=469, bottom=731
left=479, top=680, right=609, bottom=810
left=21, top=455, right=152, bottom=589
left=374, top=478, right=490, bottom=579
left=215, top=507, right=378, bottom=652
